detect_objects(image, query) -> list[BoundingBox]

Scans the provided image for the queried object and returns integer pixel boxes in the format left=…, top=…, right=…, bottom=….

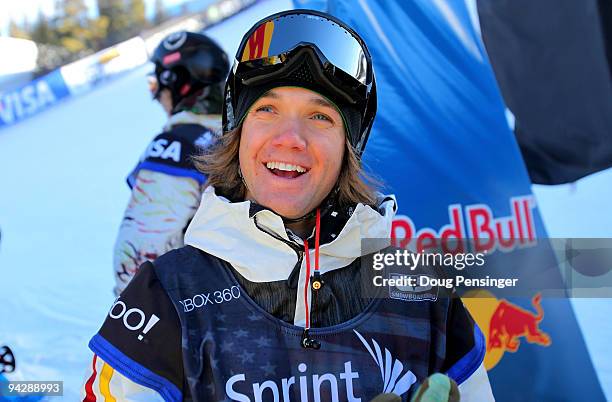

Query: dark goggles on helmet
left=159, top=69, right=177, bottom=86
left=148, top=69, right=175, bottom=100
left=150, top=67, right=183, bottom=101
left=232, top=10, right=373, bottom=106
left=0, top=345, right=15, bottom=373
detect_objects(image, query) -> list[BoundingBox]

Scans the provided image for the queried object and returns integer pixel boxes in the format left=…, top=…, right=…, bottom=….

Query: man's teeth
left=266, top=161, right=306, bottom=173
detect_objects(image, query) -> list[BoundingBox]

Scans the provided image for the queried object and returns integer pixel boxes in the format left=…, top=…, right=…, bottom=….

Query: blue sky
left=0, top=0, right=186, bottom=35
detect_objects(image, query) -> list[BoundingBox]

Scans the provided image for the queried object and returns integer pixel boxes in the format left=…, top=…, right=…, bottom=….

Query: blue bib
left=153, top=246, right=483, bottom=402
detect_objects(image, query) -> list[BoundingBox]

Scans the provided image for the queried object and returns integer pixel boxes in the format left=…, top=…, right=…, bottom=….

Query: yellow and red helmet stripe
left=241, top=21, right=275, bottom=62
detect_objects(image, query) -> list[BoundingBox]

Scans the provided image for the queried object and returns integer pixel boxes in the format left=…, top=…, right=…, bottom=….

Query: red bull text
left=391, top=196, right=537, bottom=254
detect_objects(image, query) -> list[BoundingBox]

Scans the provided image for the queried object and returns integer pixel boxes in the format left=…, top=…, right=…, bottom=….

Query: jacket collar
left=165, top=111, right=222, bottom=132
left=185, top=186, right=397, bottom=282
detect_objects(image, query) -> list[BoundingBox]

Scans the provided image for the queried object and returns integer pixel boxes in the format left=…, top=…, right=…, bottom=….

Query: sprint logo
left=224, top=330, right=415, bottom=401
left=354, top=330, right=417, bottom=395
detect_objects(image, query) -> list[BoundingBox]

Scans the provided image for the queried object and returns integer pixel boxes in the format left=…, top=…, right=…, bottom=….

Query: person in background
left=113, top=31, right=229, bottom=295
left=86, top=10, right=494, bottom=401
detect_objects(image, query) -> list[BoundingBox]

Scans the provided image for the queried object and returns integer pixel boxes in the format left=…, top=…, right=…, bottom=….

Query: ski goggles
left=150, top=68, right=181, bottom=99
left=232, top=10, right=374, bottom=105
left=0, top=345, right=15, bottom=373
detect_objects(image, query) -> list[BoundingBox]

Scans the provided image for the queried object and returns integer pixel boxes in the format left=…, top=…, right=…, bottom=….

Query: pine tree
left=97, top=0, right=130, bottom=46
left=30, top=9, right=58, bottom=45
left=8, top=19, right=31, bottom=40
left=55, top=0, right=91, bottom=53
left=126, top=0, right=147, bottom=36
left=89, top=15, right=110, bottom=50
left=153, top=0, right=168, bottom=26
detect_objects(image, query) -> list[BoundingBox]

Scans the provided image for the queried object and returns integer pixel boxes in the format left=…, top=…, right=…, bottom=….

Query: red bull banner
left=392, top=195, right=538, bottom=254
left=295, top=0, right=607, bottom=400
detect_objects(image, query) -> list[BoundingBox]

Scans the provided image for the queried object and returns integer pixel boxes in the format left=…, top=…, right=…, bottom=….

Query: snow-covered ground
left=0, top=1, right=292, bottom=399
left=0, top=0, right=610, bottom=399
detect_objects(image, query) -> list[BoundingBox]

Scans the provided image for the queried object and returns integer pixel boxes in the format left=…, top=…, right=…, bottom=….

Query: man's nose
left=271, top=117, right=307, bottom=150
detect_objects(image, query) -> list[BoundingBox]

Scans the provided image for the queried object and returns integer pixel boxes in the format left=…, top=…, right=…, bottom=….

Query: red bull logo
left=463, top=291, right=552, bottom=370
left=488, top=293, right=551, bottom=353
left=391, top=196, right=537, bottom=254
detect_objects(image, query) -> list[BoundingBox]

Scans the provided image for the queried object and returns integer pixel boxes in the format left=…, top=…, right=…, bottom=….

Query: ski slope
left=0, top=1, right=293, bottom=399
left=0, top=0, right=610, bottom=399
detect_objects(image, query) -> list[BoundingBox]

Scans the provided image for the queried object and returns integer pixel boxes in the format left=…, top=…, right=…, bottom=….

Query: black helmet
left=152, top=31, right=230, bottom=114
left=223, top=10, right=377, bottom=158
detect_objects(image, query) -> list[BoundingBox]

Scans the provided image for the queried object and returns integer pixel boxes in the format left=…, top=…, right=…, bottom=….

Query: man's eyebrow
left=308, top=96, right=336, bottom=109
left=259, top=90, right=280, bottom=99
left=257, top=90, right=335, bottom=109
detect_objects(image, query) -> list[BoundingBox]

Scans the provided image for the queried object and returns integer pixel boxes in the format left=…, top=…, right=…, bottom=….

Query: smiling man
left=238, top=87, right=346, bottom=237
left=84, top=10, right=493, bottom=401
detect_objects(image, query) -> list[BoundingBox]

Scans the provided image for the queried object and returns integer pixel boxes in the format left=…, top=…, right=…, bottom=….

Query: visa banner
left=294, top=0, right=606, bottom=400
left=0, top=70, right=70, bottom=129
left=0, top=37, right=147, bottom=130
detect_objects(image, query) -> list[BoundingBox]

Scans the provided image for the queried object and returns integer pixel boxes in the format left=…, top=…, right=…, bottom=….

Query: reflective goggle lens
left=237, top=12, right=370, bottom=85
